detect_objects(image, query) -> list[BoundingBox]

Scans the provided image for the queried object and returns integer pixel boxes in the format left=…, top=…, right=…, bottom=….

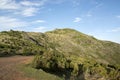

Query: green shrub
left=32, top=54, right=42, bottom=69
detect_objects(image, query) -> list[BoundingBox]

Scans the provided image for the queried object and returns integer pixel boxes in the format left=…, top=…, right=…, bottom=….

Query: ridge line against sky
left=0, top=0, right=120, bottom=43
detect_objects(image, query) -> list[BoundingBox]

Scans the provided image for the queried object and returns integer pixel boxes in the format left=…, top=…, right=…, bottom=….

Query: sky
left=0, top=0, right=120, bottom=43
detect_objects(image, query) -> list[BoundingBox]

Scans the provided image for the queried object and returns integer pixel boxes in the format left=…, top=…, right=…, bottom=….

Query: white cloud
left=107, top=27, right=120, bottom=32
left=0, top=0, right=48, bottom=17
left=32, top=27, right=46, bottom=32
left=0, top=0, right=20, bottom=10
left=0, top=16, right=27, bottom=30
left=19, top=0, right=49, bottom=17
left=0, top=0, right=69, bottom=17
left=20, top=1, right=41, bottom=6
left=33, top=20, right=46, bottom=23
left=21, top=7, right=38, bottom=17
left=0, top=16, right=48, bottom=31
left=73, top=17, right=82, bottom=22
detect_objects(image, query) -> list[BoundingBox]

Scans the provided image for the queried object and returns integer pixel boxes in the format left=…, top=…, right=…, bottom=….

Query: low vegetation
left=0, top=30, right=45, bottom=56
left=19, top=64, right=63, bottom=80
left=0, top=28, right=120, bottom=80
left=32, top=48, right=120, bottom=80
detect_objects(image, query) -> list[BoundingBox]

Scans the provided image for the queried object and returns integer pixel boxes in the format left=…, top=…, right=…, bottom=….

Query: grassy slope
left=32, top=28, right=120, bottom=80
left=0, top=29, right=120, bottom=64
left=19, top=64, right=63, bottom=80
left=45, top=28, right=120, bottom=65
left=0, top=30, right=46, bottom=56
left=0, top=28, right=120, bottom=80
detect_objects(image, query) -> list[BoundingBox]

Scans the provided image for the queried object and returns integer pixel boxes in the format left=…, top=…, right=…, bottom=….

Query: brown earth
left=0, top=56, right=34, bottom=80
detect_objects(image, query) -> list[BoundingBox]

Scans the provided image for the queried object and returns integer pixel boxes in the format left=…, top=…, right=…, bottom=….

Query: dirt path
left=0, top=56, right=34, bottom=80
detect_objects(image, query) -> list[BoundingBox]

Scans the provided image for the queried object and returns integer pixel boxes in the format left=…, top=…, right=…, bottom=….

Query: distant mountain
left=0, top=29, right=120, bottom=80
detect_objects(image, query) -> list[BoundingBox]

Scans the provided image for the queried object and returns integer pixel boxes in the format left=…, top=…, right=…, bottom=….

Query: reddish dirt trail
left=0, top=56, right=34, bottom=80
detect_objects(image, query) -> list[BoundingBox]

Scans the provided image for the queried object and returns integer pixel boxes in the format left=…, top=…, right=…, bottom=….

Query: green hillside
left=45, top=28, right=120, bottom=65
left=0, top=28, right=120, bottom=80
left=0, top=30, right=46, bottom=56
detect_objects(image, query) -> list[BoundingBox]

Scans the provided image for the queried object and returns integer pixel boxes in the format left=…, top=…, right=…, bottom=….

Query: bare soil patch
left=0, top=56, right=34, bottom=80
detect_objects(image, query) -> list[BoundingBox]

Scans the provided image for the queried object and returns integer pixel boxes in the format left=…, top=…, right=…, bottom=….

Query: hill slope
left=0, top=28, right=120, bottom=80
left=45, top=28, right=120, bottom=65
left=1, top=29, right=120, bottom=64
left=0, top=30, right=46, bottom=56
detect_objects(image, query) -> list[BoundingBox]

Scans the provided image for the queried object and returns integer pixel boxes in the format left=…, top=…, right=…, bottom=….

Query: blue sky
left=0, top=0, right=120, bottom=43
